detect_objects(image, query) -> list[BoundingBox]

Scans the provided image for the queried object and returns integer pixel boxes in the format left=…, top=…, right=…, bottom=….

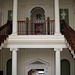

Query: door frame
left=27, top=59, right=49, bottom=75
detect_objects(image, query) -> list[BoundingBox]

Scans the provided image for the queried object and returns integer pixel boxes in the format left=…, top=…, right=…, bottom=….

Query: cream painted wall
left=23, top=4, right=51, bottom=19
left=0, top=7, right=2, bottom=26
left=59, top=2, right=74, bottom=29
left=1, top=0, right=12, bottom=25
left=1, top=5, right=12, bottom=25
left=61, top=48, right=75, bottom=75
left=17, top=48, right=54, bottom=75
left=17, top=49, right=25, bottom=75
left=0, top=48, right=75, bottom=75
left=0, top=0, right=74, bottom=29
left=2, top=48, right=11, bottom=75
left=73, top=2, right=75, bottom=30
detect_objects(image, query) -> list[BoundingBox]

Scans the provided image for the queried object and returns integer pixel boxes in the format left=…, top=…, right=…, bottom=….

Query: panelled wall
left=0, top=0, right=75, bottom=29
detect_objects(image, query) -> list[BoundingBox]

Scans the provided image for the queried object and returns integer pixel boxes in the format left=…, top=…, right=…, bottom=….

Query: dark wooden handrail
left=61, top=20, right=75, bottom=53
left=0, top=20, right=12, bottom=46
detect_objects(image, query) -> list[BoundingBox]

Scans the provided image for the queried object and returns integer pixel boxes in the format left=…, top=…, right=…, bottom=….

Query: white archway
left=29, top=5, right=47, bottom=17
left=26, top=5, right=49, bottom=18
left=30, top=7, right=45, bottom=20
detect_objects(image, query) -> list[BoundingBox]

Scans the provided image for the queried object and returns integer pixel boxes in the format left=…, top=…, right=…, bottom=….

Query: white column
left=12, top=0, right=18, bottom=35
left=54, top=48, right=62, bottom=75
left=28, top=17, right=31, bottom=35
left=54, top=0, right=61, bottom=35
left=10, top=48, right=18, bottom=75
left=45, top=17, right=48, bottom=35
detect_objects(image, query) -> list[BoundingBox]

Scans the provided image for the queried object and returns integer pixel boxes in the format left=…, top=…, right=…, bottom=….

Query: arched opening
left=61, top=59, right=70, bottom=75
left=30, top=7, right=45, bottom=35
left=27, top=59, right=49, bottom=75
left=31, top=7, right=45, bottom=20
left=6, top=59, right=12, bottom=75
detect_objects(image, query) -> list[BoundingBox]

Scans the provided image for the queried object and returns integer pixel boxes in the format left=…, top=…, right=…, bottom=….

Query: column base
left=54, top=32, right=62, bottom=35
left=11, top=33, right=17, bottom=36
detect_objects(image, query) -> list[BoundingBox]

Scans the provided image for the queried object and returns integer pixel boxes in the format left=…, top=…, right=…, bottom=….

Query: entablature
left=4, top=35, right=67, bottom=48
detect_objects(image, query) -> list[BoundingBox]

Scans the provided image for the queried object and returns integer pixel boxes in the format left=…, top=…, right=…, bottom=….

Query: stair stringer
left=65, top=39, right=75, bottom=58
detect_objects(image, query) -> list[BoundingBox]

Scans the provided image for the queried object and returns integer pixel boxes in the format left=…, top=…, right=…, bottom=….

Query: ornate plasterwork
left=27, top=58, right=49, bottom=75
left=61, top=9, right=66, bottom=19
left=27, top=58, right=49, bottom=66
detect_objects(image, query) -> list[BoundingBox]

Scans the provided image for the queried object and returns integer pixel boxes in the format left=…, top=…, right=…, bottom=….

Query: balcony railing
left=18, top=20, right=55, bottom=35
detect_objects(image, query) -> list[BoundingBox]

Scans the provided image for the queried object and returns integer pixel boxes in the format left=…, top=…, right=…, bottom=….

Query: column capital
left=54, top=48, right=63, bottom=51
left=10, top=48, right=18, bottom=51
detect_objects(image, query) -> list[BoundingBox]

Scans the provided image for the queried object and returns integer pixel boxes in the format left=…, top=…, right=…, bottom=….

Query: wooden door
left=28, top=69, right=33, bottom=75
left=35, top=23, right=43, bottom=35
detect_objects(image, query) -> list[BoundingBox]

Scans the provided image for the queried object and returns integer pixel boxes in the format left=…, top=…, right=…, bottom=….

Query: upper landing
left=4, top=35, right=67, bottom=48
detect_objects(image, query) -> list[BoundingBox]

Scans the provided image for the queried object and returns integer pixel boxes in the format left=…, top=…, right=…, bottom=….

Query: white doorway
left=27, top=59, right=49, bottom=75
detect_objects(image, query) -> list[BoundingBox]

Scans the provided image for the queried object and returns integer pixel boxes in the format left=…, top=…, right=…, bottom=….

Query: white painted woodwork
left=10, top=48, right=18, bottom=75
left=5, top=35, right=67, bottom=48
left=54, top=0, right=61, bottom=35
left=0, top=48, right=75, bottom=75
left=54, top=48, right=62, bottom=75
left=12, top=0, right=18, bottom=35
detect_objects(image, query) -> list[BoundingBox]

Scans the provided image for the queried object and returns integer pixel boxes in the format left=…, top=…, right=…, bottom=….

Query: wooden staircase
left=61, top=20, right=75, bottom=58
left=0, top=20, right=75, bottom=58
left=0, top=20, right=12, bottom=49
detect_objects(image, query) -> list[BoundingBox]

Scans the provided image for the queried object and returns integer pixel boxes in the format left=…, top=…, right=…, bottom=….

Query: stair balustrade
left=61, top=20, right=75, bottom=55
left=0, top=19, right=75, bottom=57
left=0, top=20, right=12, bottom=47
